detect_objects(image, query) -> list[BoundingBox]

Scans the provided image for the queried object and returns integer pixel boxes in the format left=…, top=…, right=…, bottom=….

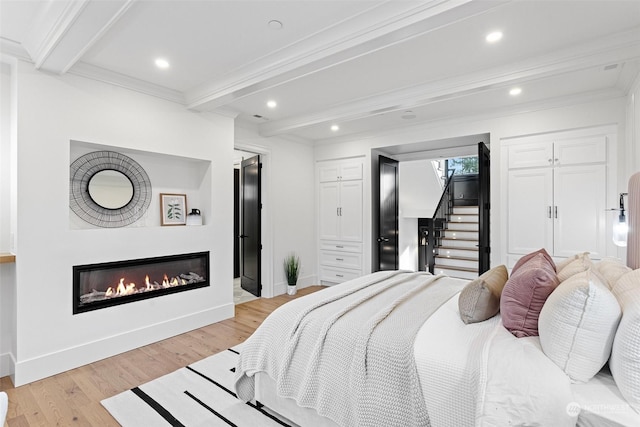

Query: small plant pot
left=287, top=284, right=297, bottom=295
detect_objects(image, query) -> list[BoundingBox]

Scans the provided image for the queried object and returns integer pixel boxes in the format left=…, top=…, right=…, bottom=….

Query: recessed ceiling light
left=486, top=31, right=503, bottom=43
left=155, top=58, right=170, bottom=69
left=509, top=87, right=522, bottom=96
left=267, top=100, right=277, bottom=108
left=268, top=20, right=283, bottom=30
left=331, top=124, right=339, bottom=132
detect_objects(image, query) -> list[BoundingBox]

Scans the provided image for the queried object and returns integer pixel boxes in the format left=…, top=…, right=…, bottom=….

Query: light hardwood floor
left=0, top=286, right=324, bottom=426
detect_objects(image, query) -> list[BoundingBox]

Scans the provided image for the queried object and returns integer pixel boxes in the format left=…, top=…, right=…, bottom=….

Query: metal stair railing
left=422, top=173, right=455, bottom=274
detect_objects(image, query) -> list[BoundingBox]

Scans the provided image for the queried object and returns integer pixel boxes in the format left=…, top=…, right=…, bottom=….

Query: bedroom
left=1, top=0, right=640, bottom=425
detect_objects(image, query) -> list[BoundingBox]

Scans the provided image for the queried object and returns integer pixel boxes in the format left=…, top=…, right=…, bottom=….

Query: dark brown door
left=240, top=155, right=261, bottom=297
left=478, top=142, right=491, bottom=274
left=377, top=156, right=399, bottom=271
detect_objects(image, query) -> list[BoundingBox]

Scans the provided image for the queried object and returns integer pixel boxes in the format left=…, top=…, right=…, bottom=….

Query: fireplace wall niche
left=73, top=251, right=210, bottom=314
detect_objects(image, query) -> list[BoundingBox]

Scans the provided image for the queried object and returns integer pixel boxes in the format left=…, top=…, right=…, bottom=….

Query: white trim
left=12, top=303, right=234, bottom=386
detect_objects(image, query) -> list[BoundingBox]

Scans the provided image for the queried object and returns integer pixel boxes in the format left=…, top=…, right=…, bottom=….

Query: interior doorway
left=233, top=150, right=260, bottom=304
left=373, top=133, right=491, bottom=274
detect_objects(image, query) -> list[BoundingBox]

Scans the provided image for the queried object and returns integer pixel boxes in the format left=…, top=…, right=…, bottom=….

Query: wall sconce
left=612, top=192, right=628, bottom=247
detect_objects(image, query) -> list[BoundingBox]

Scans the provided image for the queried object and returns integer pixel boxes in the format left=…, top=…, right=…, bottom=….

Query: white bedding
left=415, top=291, right=577, bottom=427
left=572, top=367, right=640, bottom=427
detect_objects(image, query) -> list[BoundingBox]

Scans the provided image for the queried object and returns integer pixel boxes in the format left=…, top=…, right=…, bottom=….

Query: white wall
left=398, top=160, right=442, bottom=270
left=316, top=96, right=628, bottom=272
left=9, top=59, right=235, bottom=385
left=235, top=126, right=316, bottom=296
left=0, top=60, right=17, bottom=378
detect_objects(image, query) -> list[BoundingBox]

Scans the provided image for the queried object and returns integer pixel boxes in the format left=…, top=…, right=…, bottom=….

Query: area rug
left=101, top=344, right=293, bottom=426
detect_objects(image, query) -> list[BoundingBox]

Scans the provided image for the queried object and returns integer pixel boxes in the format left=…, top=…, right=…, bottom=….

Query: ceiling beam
left=21, top=0, right=133, bottom=74
left=258, top=29, right=640, bottom=137
left=185, top=0, right=509, bottom=111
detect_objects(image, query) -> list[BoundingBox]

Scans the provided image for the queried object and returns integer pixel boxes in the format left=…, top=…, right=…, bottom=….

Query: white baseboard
left=12, top=303, right=234, bottom=386
left=0, top=351, right=15, bottom=379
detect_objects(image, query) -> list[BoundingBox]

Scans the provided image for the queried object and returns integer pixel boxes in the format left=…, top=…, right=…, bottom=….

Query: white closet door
left=508, top=141, right=554, bottom=169
left=339, top=180, right=363, bottom=242
left=553, top=164, right=606, bottom=258
left=507, top=168, right=553, bottom=255
left=319, top=182, right=340, bottom=240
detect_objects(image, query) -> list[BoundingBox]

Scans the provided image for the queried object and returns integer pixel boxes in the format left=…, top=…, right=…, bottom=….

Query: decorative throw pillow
left=458, top=265, right=508, bottom=324
left=557, top=256, right=593, bottom=282
left=501, top=253, right=559, bottom=337
left=609, top=284, right=640, bottom=413
left=538, top=269, right=621, bottom=382
left=611, top=269, right=640, bottom=308
left=511, top=248, right=556, bottom=275
left=596, top=257, right=632, bottom=290
left=555, top=252, right=590, bottom=274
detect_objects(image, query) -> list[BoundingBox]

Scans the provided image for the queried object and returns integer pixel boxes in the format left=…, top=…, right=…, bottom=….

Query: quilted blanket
left=235, top=271, right=463, bottom=427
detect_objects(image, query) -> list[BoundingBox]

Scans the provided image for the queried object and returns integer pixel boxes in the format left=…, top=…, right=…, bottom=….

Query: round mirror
left=88, top=170, right=134, bottom=209
left=70, top=150, right=152, bottom=227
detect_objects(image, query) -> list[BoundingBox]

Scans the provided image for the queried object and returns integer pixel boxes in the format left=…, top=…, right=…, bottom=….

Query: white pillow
left=611, top=268, right=640, bottom=307
left=555, top=252, right=589, bottom=273
left=595, top=257, right=631, bottom=289
left=539, top=269, right=621, bottom=383
left=557, top=255, right=592, bottom=282
left=609, top=270, right=640, bottom=413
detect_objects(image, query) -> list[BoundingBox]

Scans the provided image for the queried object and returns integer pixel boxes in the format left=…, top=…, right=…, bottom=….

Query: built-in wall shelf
left=70, top=140, right=212, bottom=230
left=0, top=252, right=15, bottom=263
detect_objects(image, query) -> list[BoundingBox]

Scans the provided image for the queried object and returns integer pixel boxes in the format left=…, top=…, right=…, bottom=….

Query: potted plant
left=283, top=253, right=301, bottom=295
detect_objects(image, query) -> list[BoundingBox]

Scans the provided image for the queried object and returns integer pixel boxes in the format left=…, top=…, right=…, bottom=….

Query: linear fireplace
left=73, top=251, right=210, bottom=314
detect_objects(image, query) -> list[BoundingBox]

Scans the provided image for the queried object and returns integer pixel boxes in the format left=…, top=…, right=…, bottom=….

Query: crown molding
left=0, top=38, right=30, bottom=61
left=69, top=61, right=185, bottom=104
left=259, top=29, right=640, bottom=137
left=22, top=0, right=88, bottom=70
left=185, top=0, right=509, bottom=111
left=313, top=88, right=624, bottom=146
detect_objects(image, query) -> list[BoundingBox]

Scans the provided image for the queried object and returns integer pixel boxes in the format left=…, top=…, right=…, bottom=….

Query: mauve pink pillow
left=511, top=248, right=556, bottom=274
left=501, top=253, right=559, bottom=337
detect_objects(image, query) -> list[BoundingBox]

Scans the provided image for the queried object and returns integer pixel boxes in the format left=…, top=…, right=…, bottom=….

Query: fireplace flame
left=81, top=270, right=205, bottom=306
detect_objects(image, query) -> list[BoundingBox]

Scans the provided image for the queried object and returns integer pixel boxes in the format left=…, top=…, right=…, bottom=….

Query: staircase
left=433, top=205, right=479, bottom=280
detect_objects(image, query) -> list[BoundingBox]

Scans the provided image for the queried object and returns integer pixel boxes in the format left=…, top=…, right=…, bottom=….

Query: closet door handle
left=555, top=206, right=558, bottom=218
left=547, top=206, right=552, bottom=218
left=337, top=207, right=339, bottom=216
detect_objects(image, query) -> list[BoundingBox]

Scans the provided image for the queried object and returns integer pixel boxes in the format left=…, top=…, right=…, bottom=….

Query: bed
left=234, top=265, right=640, bottom=427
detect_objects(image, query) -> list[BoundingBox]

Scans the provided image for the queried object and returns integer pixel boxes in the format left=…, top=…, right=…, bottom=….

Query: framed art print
left=160, top=193, right=187, bottom=226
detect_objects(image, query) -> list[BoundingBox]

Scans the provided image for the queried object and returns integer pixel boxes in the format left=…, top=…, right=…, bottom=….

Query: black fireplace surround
left=73, top=251, right=209, bottom=314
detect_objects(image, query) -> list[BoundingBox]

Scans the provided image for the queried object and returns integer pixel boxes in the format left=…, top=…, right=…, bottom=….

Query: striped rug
left=101, top=344, right=293, bottom=426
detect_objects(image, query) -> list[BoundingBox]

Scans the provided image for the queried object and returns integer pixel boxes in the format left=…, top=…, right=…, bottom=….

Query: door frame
left=376, top=155, right=399, bottom=271
left=234, top=143, right=274, bottom=297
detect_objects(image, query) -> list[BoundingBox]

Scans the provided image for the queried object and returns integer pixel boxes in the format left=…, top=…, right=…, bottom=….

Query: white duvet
left=415, top=291, right=578, bottom=427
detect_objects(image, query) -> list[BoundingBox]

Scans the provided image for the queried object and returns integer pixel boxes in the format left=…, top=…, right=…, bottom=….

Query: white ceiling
left=1, top=0, right=639, bottom=144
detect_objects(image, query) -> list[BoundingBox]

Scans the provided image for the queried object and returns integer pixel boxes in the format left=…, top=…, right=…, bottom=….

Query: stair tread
left=439, top=246, right=479, bottom=251
left=441, top=237, right=478, bottom=242
left=435, top=265, right=479, bottom=273
left=435, top=255, right=478, bottom=262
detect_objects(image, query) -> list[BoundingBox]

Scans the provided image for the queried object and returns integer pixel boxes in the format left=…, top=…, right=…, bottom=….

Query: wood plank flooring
left=0, top=286, right=324, bottom=427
